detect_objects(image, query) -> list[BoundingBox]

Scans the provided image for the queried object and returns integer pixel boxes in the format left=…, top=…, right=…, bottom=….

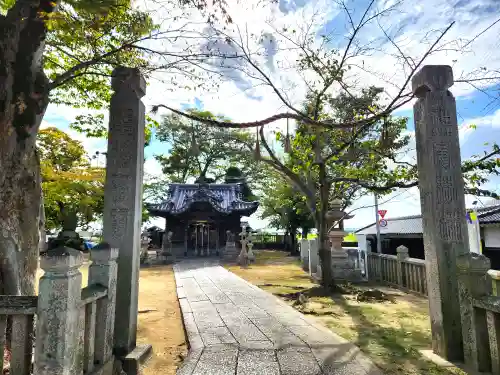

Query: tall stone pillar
left=102, top=67, right=149, bottom=366
left=412, top=65, right=469, bottom=361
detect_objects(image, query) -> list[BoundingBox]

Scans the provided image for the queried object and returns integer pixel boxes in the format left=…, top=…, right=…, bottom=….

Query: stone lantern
left=238, top=222, right=250, bottom=267
left=326, top=200, right=362, bottom=282
left=326, top=200, right=353, bottom=251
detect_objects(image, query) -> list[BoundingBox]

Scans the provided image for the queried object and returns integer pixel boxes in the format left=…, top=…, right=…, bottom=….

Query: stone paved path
left=174, top=259, right=384, bottom=375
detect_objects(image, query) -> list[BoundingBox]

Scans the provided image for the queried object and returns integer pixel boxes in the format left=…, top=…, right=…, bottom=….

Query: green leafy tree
left=256, top=88, right=412, bottom=282
left=260, top=170, right=315, bottom=253
left=287, top=87, right=412, bottom=212
left=38, top=127, right=105, bottom=232
left=155, top=109, right=264, bottom=186
left=143, top=174, right=170, bottom=204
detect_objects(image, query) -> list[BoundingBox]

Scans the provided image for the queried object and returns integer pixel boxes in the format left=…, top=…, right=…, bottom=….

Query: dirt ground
left=36, top=261, right=186, bottom=375
left=227, top=250, right=467, bottom=375
left=137, top=265, right=187, bottom=375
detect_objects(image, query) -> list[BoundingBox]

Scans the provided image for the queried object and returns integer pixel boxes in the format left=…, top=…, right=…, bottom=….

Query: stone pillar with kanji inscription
left=103, top=67, right=151, bottom=371
left=413, top=65, right=470, bottom=361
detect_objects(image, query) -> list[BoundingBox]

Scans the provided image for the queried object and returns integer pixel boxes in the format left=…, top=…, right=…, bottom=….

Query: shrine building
left=146, top=182, right=259, bottom=257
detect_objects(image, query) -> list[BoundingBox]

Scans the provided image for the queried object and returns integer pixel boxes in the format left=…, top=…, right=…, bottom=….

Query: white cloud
left=466, top=108, right=500, bottom=128
left=144, top=157, right=163, bottom=176
left=157, top=0, right=500, bottom=117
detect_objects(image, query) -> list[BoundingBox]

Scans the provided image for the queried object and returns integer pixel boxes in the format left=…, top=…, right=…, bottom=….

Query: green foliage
left=155, top=109, right=265, bottom=186
left=38, top=127, right=105, bottom=231
left=462, top=143, right=500, bottom=198
left=44, top=0, right=156, bottom=109
left=0, top=0, right=15, bottom=13
left=37, top=127, right=87, bottom=171
left=282, top=87, right=413, bottom=216
left=260, top=168, right=315, bottom=233
left=143, top=175, right=170, bottom=204
left=69, top=113, right=159, bottom=145
left=35, top=0, right=158, bottom=138
left=225, top=166, right=244, bottom=179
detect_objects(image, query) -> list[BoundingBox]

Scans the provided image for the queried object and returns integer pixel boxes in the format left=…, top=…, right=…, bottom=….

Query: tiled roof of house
left=477, top=202, right=500, bottom=224
left=146, top=183, right=259, bottom=217
left=355, top=215, right=423, bottom=235
left=355, top=203, right=500, bottom=235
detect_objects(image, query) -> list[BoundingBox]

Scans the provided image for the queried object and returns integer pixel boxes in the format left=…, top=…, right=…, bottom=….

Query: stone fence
left=299, top=239, right=365, bottom=282
left=2, top=243, right=118, bottom=375
left=457, top=252, right=500, bottom=374
left=367, top=245, right=428, bottom=296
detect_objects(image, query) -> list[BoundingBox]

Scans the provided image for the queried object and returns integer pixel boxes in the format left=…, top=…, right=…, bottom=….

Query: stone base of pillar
left=332, top=267, right=363, bottom=283
left=222, top=242, right=239, bottom=261
left=331, top=251, right=363, bottom=282
left=120, top=344, right=153, bottom=375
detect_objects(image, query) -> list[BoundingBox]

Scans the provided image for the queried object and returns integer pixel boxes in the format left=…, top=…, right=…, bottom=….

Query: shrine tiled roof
left=146, top=183, right=259, bottom=216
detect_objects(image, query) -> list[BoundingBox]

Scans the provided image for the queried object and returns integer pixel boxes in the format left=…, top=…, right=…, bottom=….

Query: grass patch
left=36, top=261, right=186, bottom=375
left=227, top=251, right=466, bottom=375
left=251, top=249, right=299, bottom=264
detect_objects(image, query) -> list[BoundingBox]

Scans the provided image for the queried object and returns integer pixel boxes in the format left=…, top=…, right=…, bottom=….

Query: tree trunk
left=0, top=2, right=52, bottom=295
left=290, top=226, right=298, bottom=255
left=317, top=163, right=333, bottom=288
left=0, top=144, right=43, bottom=296
left=283, top=229, right=290, bottom=251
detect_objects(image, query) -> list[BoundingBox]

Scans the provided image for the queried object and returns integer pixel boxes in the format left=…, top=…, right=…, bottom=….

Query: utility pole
left=374, top=193, right=382, bottom=253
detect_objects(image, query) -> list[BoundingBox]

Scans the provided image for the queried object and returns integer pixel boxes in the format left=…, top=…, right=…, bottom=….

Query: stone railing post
left=488, top=270, right=500, bottom=297
left=413, top=65, right=470, bottom=360
left=487, top=270, right=500, bottom=373
left=457, top=252, right=491, bottom=372
left=34, top=247, right=83, bottom=375
left=89, top=243, right=119, bottom=368
left=396, top=245, right=409, bottom=287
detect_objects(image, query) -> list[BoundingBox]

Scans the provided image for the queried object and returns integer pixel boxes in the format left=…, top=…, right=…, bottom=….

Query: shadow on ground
left=272, top=283, right=467, bottom=375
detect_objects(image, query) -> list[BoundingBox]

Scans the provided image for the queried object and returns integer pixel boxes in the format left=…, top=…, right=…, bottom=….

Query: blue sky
left=42, top=0, right=500, bottom=231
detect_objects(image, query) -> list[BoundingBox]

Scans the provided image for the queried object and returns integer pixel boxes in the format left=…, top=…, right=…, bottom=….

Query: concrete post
left=89, top=243, right=119, bottom=368
left=34, top=247, right=83, bottom=375
left=308, top=238, right=319, bottom=277
left=456, top=252, right=491, bottom=371
left=103, top=67, right=146, bottom=357
left=396, top=245, right=409, bottom=287
left=300, top=239, right=310, bottom=272
left=412, top=65, right=470, bottom=360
